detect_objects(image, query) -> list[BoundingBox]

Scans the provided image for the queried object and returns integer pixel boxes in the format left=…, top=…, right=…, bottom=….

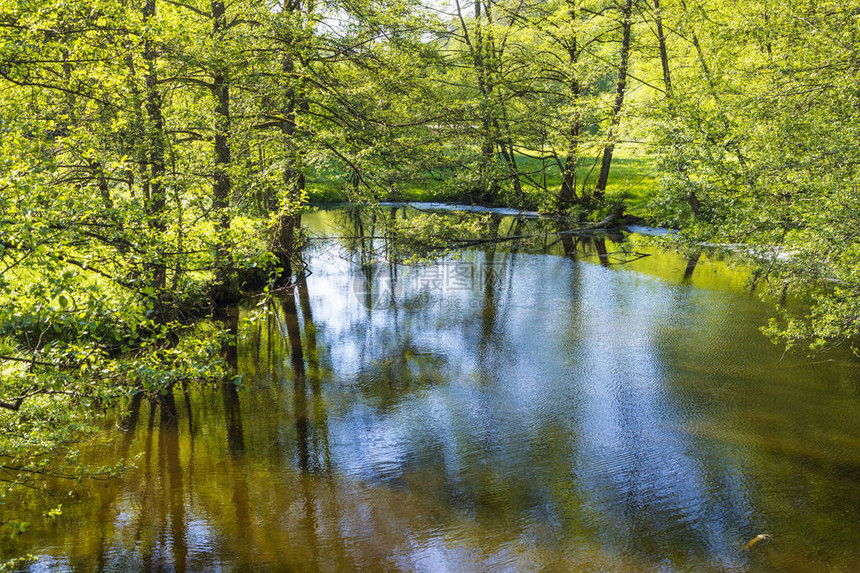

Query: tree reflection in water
left=5, top=206, right=860, bottom=572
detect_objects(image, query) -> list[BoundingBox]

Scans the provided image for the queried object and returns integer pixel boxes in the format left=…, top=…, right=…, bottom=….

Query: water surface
left=3, top=206, right=860, bottom=572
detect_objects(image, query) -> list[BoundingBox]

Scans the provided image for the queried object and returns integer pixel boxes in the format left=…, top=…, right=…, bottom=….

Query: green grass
left=513, top=154, right=657, bottom=211
left=305, top=153, right=657, bottom=212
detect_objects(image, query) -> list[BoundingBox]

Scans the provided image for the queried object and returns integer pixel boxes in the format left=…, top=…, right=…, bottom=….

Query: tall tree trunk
left=452, top=0, right=500, bottom=203
left=559, top=0, right=582, bottom=206
left=678, top=0, right=715, bottom=94
left=211, top=0, right=233, bottom=299
left=474, top=0, right=496, bottom=201
left=653, top=0, right=672, bottom=97
left=272, top=0, right=306, bottom=283
left=142, top=0, right=167, bottom=293
left=484, top=3, right=524, bottom=206
left=595, top=0, right=633, bottom=199
left=653, top=0, right=700, bottom=216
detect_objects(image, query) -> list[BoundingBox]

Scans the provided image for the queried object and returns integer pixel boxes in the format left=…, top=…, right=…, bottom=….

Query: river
left=3, top=205, right=860, bottom=572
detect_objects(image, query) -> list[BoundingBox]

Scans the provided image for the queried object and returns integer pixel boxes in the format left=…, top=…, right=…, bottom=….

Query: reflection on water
left=4, top=206, right=860, bottom=572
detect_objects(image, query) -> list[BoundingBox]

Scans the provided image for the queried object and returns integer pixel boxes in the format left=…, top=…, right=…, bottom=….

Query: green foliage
left=1, top=0, right=858, bottom=555
left=648, top=0, right=860, bottom=350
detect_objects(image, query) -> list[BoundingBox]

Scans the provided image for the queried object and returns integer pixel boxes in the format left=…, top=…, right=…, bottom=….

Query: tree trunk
left=654, top=0, right=701, bottom=215
left=595, top=0, right=633, bottom=199
left=678, top=0, right=716, bottom=95
left=211, top=0, right=234, bottom=299
left=559, top=0, right=582, bottom=206
left=653, top=0, right=672, bottom=97
left=142, top=0, right=167, bottom=292
left=272, top=0, right=307, bottom=283
left=474, top=0, right=497, bottom=201
left=484, top=2, right=523, bottom=205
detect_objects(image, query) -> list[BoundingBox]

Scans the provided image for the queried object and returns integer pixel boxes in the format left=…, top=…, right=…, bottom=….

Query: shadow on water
left=6, top=205, right=860, bottom=572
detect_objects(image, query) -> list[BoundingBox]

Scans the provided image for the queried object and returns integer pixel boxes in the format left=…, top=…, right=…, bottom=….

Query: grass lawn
left=305, top=152, right=657, bottom=212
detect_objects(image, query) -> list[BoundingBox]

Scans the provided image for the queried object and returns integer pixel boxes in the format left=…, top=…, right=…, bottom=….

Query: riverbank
left=305, top=154, right=657, bottom=213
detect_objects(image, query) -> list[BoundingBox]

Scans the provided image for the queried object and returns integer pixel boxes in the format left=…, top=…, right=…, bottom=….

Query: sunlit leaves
left=648, top=0, right=860, bottom=351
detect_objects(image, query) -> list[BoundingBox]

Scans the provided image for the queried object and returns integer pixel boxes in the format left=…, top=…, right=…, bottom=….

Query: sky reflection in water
left=4, top=206, right=860, bottom=572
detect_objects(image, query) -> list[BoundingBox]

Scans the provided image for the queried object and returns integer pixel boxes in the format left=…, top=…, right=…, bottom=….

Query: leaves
left=648, top=0, right=860, bottom=351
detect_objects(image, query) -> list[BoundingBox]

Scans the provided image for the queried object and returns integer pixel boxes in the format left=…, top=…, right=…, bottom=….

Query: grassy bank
left=305, top=153, right=657, bottom=212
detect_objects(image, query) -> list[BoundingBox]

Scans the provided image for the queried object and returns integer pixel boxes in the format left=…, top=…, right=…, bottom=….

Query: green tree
left=650, top=0, right=860, bottom=350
